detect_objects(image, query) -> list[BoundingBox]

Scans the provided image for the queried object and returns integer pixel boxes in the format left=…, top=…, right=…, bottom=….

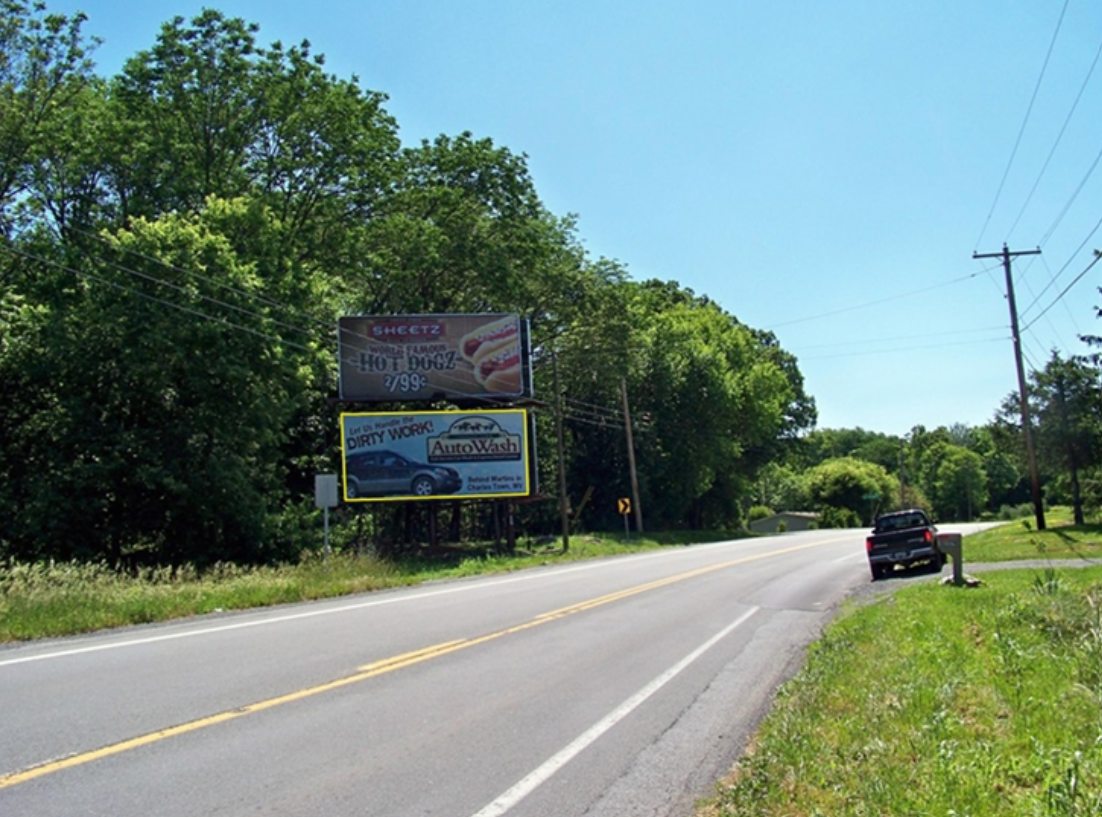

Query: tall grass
left=0, top=554, right=403, bottom=641
left=700, top=567, right=1102, bottom=816
left=0, top=532, right=745, bottom=642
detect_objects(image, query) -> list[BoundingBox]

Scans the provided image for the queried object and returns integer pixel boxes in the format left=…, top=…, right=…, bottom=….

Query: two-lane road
left=0, top=527, right=978, bottom=816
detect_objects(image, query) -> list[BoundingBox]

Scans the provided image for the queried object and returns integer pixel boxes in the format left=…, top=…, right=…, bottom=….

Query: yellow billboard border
left=339, top=409, right=531, bottom=503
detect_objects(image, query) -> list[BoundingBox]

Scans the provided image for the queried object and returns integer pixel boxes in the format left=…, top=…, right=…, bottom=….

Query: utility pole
left=620, top=378, right=643, bottom=534
left=552, top=348, right=570, bottom=552
left=973, top=244, right=1045, bottom=531
left=898, top=441, right=906, bottom=507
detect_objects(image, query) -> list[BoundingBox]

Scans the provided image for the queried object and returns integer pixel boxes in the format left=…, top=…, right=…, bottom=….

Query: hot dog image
left=460, top=316, right=522, bottom=394
left=460, top=315, right=518, bottom=360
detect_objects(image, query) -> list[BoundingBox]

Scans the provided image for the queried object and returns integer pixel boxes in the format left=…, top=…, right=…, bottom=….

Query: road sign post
left=862, top=492, right=881, bottom=524
left=618, top=497, right=632, bottom=540
left=315, top=474, right=339, bottom=558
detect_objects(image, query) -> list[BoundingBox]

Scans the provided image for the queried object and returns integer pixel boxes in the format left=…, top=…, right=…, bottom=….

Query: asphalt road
left=0, top=525, right=988, bottom=817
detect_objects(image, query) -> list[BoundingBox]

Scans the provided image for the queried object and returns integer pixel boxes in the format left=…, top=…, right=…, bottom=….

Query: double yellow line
left=0, top=537, right=839, bottom=789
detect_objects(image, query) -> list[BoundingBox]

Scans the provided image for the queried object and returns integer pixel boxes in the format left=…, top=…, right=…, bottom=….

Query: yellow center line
left=0, top=536, right=846, bottom=790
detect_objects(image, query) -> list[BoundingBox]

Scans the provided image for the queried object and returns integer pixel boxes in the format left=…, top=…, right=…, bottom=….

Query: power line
left=763, top=270, right=988, bottom=331
left=561, top=411, right=625, bottom=431
left=1022, top=210, right=1102, bottom=322
left=55, top=233, right=540, bottom=397
left=562, top=396, right=622, bottom=421
left=1039, top=140, right=1102, bottom=249
left=0, top=244, right=318, bottom=353
left=1017, top=254, right=1081, bottom=348
left=1004, top=30, right=1102, bottom=241
left=70, top=225, right=333, bottom=333
left=795, top=335, right=1006, bottom=362
left=1021, top=250, right=1102, bottom=333
left=974, top=0, right=1070, bottom=250
left=94, top=248, right=319, bottom=344
left=792, top=325, right=1006, bottom=352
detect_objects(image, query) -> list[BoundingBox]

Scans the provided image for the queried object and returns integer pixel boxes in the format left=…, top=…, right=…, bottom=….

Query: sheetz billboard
left=338, top=313, right=530, bottom=402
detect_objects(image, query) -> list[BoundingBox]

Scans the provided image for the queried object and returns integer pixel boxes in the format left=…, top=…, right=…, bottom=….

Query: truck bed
left=865, top=510, right=943, bottom=580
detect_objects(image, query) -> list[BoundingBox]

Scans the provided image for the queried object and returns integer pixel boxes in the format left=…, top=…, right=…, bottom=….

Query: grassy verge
left=698, top=517, right=1102, bottom=817
left=965, top=514, right=1102, bottom=562
left=0, top=531, right=739, bottom=643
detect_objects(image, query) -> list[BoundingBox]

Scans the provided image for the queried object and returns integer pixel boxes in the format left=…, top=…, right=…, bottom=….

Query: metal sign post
left=862, top=492, right=880, bottom=524
left=315, top=474, right=339, bottom=559
left=618, top=497, right=632, bottom=540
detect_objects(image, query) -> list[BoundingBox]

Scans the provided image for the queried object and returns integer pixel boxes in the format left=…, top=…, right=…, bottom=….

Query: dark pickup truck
left=865, top=509, right=945, bottom=580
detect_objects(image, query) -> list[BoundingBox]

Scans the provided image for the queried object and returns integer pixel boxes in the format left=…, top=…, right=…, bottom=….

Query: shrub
left=998, top=503, right=1035, bottom=521
left=818, top=505, right=861, bottom=529
left=748, top=505, right=775, bottom=523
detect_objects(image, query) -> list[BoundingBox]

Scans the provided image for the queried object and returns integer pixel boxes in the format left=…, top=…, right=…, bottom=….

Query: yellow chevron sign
left=617, top=497, right=631, bottom=515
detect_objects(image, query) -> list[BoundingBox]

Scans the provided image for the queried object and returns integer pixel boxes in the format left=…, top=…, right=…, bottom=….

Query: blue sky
left=49, top=1, right=1102, bottom=437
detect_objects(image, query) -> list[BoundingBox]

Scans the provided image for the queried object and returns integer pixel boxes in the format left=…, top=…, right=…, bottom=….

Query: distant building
left=749, top=511, right=820, bottom=534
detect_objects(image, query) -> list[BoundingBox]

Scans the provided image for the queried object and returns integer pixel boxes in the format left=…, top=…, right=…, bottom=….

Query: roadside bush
left=998, top=503, right=1035, bottom=521
left=817, top=506, right=861, bottom=529
left=748, top=505, right=775, bottom=523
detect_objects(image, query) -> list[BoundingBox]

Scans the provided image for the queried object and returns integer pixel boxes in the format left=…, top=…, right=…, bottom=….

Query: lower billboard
left=340, top=410, right=531, bottom=502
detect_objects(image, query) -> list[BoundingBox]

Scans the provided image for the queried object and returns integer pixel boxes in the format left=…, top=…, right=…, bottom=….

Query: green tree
left=0, top=3, right=820, bottom=563
left=0, top=199, right=322, bottom=564
left=751, top=461, right=806, bottom=511
left=0, top=0, right=98, bottom=236
left=803, top=457, right=896, bottom=525
left=550, top=279, right=813, bottom=532
left=930, top=445, right=988, bottom=521
left=632, top=288, right=807, bottom=530
left=796, top=427, right=900, bottom=473
left=1030, top=352, right=1101, bottom=524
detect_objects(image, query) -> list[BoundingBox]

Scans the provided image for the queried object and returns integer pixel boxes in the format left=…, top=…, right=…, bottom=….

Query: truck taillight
left=923, top=530, right=933, bottom=543
left=866, top=537, right=874, bottom=552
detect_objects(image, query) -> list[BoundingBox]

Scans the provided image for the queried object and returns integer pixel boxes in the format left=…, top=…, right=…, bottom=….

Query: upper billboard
left=338, top=313, right=531, bottom=402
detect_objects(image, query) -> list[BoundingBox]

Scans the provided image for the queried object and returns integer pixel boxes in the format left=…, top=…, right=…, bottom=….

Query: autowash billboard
left=340, top=410, right=531, bottom=502
left=338, top=313, right=531, bottom=402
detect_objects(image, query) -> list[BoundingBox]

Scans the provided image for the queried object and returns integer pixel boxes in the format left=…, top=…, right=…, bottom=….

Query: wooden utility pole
left=898, top=442, right=906, bottom=506
left=973, top=244, right=1045, bottom=531
left=620, top=378, right=643, bottom=534
left=552, top=348, right=570, bottom=552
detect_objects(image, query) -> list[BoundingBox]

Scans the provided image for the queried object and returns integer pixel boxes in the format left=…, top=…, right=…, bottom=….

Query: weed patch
left=0, top=533, right=743, bottom=642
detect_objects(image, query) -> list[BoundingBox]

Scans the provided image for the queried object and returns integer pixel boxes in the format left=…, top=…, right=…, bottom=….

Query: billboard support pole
left=506, top=501, right=516, bottom=553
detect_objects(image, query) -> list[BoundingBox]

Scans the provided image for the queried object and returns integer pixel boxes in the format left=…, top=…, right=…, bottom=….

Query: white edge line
left=468, top=605, right=761, bottom=817
left=0, top=565, right=601, bottom=668
left=833, top=552, right=866, bottom=564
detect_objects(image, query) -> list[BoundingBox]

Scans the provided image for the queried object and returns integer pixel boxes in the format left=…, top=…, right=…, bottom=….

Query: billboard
left=338, top=313, right=531, bottom=402
left=340, top=410, right=531, bottom=502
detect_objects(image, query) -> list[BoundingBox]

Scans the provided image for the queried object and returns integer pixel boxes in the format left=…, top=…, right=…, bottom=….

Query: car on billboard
left=344, top=450, right=463, bottom=498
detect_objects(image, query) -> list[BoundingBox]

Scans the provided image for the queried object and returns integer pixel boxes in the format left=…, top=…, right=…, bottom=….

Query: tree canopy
left=0, top=4, right=818, bottom=564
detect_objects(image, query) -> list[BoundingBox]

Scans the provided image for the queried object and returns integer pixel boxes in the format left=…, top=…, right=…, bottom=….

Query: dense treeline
left=752, top=343, right=1102, bottom=527
left=0, top=3, right=816, bottom=565
left=2, top=4, right=1098, bottom=568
